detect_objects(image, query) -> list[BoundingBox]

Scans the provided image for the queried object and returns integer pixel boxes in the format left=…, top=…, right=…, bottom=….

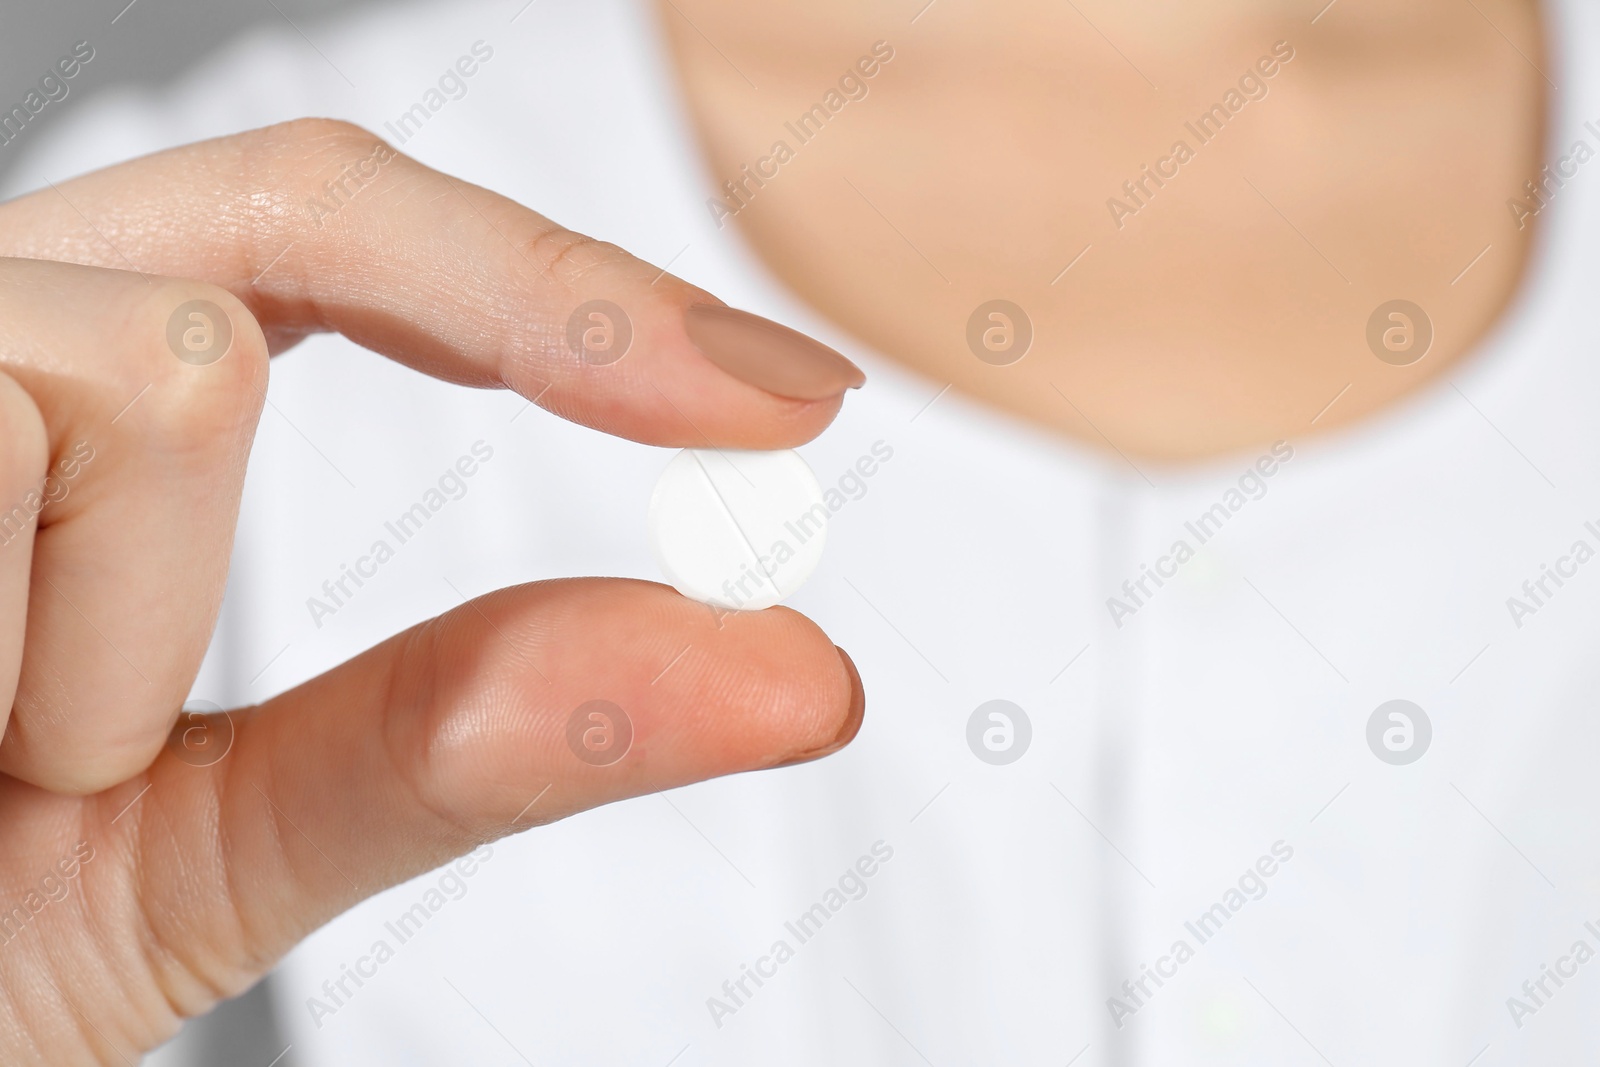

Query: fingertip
left=684, top=303, right=867, bottom=401
left=518, top=278, right=859, bottom=449
left=769, top=645, right=865, bottom=769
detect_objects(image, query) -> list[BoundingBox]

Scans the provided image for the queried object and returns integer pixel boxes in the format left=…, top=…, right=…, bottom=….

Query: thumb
left=131, top=578, right=862, bottom=982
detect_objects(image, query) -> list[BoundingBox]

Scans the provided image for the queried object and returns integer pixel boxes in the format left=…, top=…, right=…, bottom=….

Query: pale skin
left=664, top=0, right=1544, bottom=458
left=0, top=0, right=1545, bottom=1060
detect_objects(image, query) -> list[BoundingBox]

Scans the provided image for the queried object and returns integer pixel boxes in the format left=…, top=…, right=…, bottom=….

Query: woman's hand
left=0, top=119, right=864, bottom=1063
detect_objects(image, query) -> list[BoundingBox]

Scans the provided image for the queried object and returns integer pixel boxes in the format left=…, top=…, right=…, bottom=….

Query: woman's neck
left=660, top=0, right=1546, bottom=460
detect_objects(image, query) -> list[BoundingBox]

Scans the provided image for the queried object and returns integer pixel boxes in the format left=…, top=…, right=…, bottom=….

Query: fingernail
left=773, top=646, right=866, bottom=768
left=686, top=304, right=866, bottom=401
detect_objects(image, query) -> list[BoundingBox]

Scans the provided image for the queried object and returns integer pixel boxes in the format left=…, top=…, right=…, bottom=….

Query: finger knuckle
left=237, top=119, right=408, bottom=249
left=383, top=614, right=535, bottom=840
left=263, top=116, right=388, bottom=161
left=520, top=227, right=620, bottom=290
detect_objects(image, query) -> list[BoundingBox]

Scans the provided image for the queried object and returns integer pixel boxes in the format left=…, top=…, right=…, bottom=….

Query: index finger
left=0, top=118, right=866, bottom=449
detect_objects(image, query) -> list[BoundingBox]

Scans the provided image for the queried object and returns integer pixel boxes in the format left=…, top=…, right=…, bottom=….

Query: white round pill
left=647, top=448, right=829, bottom=611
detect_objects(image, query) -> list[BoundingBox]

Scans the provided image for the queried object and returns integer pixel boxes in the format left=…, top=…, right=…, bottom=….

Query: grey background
left=3, top=3, right=386, bottom=1062
left=0, top=0, right=378, bottom=186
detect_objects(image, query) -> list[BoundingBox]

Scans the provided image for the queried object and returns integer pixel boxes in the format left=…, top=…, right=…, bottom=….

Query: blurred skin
left=0, top=0, right=1548, bottom=1061
left=661, top=0, right=1545, bottom=458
